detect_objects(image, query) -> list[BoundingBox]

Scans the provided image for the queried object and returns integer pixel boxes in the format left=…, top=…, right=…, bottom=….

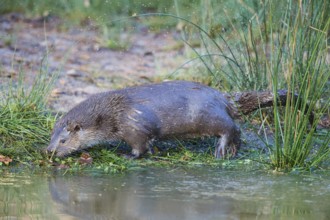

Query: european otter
left=47, top=80, right=312, bottom=158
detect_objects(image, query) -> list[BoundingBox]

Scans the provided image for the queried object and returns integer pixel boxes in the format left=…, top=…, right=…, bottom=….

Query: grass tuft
left=262, top=0, right=330, bottom=171
left=0, top=59, right=57, bottom=163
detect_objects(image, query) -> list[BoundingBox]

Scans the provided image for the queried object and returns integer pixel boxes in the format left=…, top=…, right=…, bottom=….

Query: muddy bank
left=0, top=13, right=187, bottom=112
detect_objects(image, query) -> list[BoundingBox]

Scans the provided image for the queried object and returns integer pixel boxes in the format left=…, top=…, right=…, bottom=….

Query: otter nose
left=46, top=144, right=57, bottom=154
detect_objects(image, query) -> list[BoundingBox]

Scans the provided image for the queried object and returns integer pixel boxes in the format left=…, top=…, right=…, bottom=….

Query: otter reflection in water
left=48, top=171, right=237, bottom=220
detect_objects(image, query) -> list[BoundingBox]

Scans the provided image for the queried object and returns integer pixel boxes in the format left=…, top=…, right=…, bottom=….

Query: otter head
left=47, top=120, right=86, bottom=157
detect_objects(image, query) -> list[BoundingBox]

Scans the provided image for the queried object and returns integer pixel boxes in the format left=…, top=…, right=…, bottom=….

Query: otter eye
left=60, top=139, right=66, bottom=144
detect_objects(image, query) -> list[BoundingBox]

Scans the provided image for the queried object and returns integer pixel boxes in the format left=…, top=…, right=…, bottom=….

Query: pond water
left=1, top=167, right=329, bottom=220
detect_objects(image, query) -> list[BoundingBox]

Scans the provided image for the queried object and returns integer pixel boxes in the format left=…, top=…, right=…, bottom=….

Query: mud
left=0, top=13, right=186, bottom=112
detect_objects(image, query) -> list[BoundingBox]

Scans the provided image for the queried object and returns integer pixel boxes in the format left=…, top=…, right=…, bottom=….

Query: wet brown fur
left=47, top=81, right=313, bottom=158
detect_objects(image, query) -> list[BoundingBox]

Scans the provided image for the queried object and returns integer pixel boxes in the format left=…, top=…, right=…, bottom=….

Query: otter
left=47, top=80, right=312, bottom=158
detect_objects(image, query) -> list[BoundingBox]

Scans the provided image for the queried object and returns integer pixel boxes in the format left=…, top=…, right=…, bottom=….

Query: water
left=1, top=167, right=330, bottom=220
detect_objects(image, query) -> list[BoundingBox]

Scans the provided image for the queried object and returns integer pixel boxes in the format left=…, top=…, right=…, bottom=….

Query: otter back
left=47, top=81, right=241, bottom=158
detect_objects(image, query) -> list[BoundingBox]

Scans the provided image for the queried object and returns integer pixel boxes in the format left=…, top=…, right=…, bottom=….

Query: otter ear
left=67, top=121, right=81, bottom=132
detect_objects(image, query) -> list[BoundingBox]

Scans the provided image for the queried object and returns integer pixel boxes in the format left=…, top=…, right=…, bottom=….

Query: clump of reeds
left=169, top=0, right=330, bottom=171
left=268, top=0, right=330, bottom=170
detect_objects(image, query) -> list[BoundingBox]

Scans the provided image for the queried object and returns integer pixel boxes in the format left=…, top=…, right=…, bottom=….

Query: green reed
left=160, top=0, right=330, bottom=170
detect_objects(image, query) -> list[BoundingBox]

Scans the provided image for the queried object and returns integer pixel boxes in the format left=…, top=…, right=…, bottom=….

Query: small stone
left=66, top=69, right=83, bottom=77
left=50, top=88, right=66, bottom=97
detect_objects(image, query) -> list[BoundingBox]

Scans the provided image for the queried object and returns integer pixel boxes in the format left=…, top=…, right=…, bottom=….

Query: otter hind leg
left=214, top=120, right=241, bottom=159
left=215, top=134, right=229, bottom=158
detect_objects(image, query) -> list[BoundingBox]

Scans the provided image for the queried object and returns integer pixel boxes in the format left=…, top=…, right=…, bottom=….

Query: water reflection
left=1, top=168, right=330, bottom=220
left=0, top=175, right=56, bottom=219
left=49, top=174, right=236, bottom=220
left=48, top=168, right=330, bottom=220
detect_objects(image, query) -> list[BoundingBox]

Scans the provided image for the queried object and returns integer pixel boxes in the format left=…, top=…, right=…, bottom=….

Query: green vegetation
left=158, top=0, right=330, bottom=171
left=0, top=0, right=329, bottom=173
left=0, top=60, right=57, bottom=166
left=269, top=1, right=330, bottom=171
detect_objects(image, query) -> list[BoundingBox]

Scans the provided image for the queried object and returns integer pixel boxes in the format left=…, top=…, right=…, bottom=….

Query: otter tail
left=228, top=90, right=314, bottom=125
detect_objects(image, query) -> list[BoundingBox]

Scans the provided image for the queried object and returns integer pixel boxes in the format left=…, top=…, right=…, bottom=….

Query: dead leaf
left=0, top=155, right=12, bottom=165
left=79, top=152, right=93, bottom=165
